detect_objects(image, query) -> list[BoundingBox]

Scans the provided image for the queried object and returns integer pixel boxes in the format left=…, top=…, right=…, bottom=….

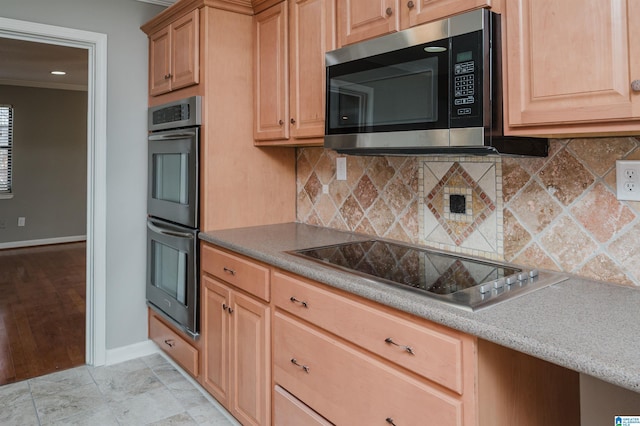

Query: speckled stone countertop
left=199, top=222, right=640, bottom=393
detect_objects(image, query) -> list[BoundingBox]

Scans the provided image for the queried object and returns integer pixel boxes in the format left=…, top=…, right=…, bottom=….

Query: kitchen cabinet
left=503, top=0, right=640, bottom=136
left=148, top=309, right=199, bottom=378
left=143, top=2, right=296, bottom=231
left=337, top=0, right=495, bottom=47
left=253, top=0, right=336, bottom=145
left=149, top=9, right=199, bottom=96
left=201, top=244, right=271, bottom=426
left=271, top=268, right=580, bottom=426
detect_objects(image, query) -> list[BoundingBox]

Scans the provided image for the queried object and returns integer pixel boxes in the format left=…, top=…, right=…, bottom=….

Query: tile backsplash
left=296, top=137, right=640, bottom=287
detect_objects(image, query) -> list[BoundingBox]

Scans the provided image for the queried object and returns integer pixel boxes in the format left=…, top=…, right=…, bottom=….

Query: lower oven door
left=146, top=217, right=199, bottom=338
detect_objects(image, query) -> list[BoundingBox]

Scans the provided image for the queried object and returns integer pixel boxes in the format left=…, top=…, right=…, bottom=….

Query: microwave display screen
left=457, top=51, right=472, bottom=62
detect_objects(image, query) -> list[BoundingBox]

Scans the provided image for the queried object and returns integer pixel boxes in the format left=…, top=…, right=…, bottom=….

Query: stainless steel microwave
left=325, top=9, right=547, bottom=156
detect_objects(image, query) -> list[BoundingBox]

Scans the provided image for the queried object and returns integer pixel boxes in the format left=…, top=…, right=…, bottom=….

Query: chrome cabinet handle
left=223, top=267, right=236, bottom=276
left=164, top=339, right=175, bottom=348
left=291, top=358, right=310, bottom=373
left=289, top=296, right=308, bottom=308
left=407, top=0, right=414, bottom=8
left=386, top=7, right=393, bottom=16
left=386, top=418, right=397, bottom=426
left=632, top=80, right=640, bottom=92
left=385, top=337, right=415, bottom=355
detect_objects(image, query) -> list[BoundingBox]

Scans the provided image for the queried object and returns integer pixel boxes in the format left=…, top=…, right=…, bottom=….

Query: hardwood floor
left=0, top=242, right=86, bottom=385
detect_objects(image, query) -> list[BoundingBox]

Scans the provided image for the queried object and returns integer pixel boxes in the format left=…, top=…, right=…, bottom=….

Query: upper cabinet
left=149, top=9, right=200, bottom=96
left=337, top=0, right=494, bottom=47
left=253, top=0, right=336, bottom=145
left=337, top=0, right=399, bottom=46
left=503, top=0, right=640, bottom=136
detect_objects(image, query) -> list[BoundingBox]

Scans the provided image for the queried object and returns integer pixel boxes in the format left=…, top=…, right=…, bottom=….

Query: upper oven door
left=148, top=127, right=199, bottom=228
left=326, top=38, right=450, bottom=136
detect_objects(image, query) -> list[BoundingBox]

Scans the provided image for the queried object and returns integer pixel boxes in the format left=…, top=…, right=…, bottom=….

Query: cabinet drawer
left=274, top=312, right=463, bottom=425
left=274, top=385, right=332, bottom=426
left=149, top=312, right=199, bottom=377
left=273, top=270, right=472, bottom=394
left=201, top=244, right=270, bottom=302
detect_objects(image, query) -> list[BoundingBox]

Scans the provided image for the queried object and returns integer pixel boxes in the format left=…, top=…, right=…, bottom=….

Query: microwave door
left=326, top=39, right=449, bottom=137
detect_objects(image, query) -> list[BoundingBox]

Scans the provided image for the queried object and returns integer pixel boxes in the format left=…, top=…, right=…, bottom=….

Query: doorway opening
left=0, top=17, right=108, bottom=372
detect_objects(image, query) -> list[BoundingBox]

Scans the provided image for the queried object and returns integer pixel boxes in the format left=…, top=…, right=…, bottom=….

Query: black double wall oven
left=146, top=96, right=201, bottom=339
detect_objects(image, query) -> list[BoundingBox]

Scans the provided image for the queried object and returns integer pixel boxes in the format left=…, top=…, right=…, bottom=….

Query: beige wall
left=0, top=84, right=87, bottom=244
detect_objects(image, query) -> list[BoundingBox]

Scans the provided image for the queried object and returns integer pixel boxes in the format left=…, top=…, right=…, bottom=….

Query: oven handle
left=147, top=221, right=195, bottom=240
left=148, top=131, right=197, bottom=141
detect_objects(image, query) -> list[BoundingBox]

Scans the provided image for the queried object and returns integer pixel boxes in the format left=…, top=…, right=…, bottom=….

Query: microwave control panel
left=450, top=31, right=483, bottom=127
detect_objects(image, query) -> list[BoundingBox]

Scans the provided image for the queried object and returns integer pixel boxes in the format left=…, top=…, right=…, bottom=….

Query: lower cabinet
left=148, top=309, right=199, bottom=378
left=201, top=248, right=271, bottom=426
left=197, top=243, right=579, bottom=425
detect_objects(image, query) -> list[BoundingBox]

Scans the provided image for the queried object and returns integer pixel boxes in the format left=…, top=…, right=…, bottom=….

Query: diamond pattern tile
left=298, top=137, right=640, bottom=287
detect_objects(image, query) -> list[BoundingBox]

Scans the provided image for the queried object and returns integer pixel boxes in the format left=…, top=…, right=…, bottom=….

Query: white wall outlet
left=336, top=157, right=347, bottom=181
left=18, top=217, right=26, bottom=227
left=616, top=160, right=640, bottom=201
left=322, top=184, right=329, bottom=194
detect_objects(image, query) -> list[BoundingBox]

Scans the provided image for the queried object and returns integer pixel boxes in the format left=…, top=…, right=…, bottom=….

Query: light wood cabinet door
left=504, top=0, right=640, bottom=134
left=289, top=0, right=336, bottom=141
left=338, top=0, right=399, bottom=47
left=170, top=9, right=200, bottom=91
left=254, top=2, right=289, bottom=140
left=201, top=276, right=231, bottom=407
left=149, top=26, right=172, bottom=96
left=148, top=9, right=199, bottom=97
left=401, top=0, right=490, bottom=28
left=229, top=291, right=271, bottom=426
left=274, top=311, right=464, bottom=425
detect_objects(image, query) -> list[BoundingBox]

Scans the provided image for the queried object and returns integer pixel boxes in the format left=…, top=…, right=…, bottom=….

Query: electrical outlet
left=336, top=157, right=347, bottom=181
left=322, top=184, right=329, bottom=194
left=18, top=217, right=25, bottom=227
left=616, top=160, right=640, bottom=201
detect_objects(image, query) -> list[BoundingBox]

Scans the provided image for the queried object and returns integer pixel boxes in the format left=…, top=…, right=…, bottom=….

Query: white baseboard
left=0, top=235, right=87, bottom=249
left=105, top=340, right=159, bottom=366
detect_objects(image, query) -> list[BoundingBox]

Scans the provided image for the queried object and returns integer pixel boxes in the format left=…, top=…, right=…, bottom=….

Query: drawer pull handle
left=289, top=296, right=308, bottom=308
left=385, top=337, right=415, bottom=355
left=290, top=358, right=310, bottom=373
left=223, top=267, right=236, bottom=276
left=164, top=339, right=175, bottom=348
left=386, top=418, right=397, bottom=426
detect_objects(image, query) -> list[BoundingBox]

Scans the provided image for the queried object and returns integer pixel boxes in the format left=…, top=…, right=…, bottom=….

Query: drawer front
left=149, top=312, right=199, bottom=377
left=273, top=270, right=470, bottom=394
left=274, top=385, right=333, bottom=426
left=201, top=244, right=270, bottom=302
left=274, top=312, right=464, bottom=425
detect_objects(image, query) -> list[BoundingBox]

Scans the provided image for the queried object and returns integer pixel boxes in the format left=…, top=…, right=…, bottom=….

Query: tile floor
left=0, top=353, right=239, bottom=426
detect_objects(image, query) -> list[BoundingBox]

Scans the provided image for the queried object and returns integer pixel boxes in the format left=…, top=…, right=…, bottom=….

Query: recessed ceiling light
left=51, top=71, right=66, bottom=75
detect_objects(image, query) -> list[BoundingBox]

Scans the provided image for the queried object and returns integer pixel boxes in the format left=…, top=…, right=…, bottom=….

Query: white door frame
left=0, top=18, right=107, bottom=366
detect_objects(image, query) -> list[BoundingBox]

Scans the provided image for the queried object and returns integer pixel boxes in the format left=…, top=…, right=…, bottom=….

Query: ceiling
left=0, top=37, right=89, bottom=91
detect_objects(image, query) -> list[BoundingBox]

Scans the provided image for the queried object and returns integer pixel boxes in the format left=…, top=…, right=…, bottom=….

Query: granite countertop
left=199, top=222, right=640, bottom=393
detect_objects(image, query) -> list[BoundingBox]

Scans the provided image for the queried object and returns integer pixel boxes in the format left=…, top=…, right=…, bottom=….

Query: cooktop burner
left=290, top=240, right=568, bottom=311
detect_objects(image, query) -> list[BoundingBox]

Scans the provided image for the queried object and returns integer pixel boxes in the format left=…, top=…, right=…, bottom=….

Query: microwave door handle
left=148, top=131, right=197, bottom=141
left=147, top=221, right=195, bottom=240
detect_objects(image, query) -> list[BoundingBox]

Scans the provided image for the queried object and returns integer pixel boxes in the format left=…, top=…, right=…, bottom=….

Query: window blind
left=0, top=105, right=12, bottom=194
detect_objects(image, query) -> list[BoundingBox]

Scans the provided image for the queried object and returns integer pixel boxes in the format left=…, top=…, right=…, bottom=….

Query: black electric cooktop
left=290, top=240, right=568, bottom=311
